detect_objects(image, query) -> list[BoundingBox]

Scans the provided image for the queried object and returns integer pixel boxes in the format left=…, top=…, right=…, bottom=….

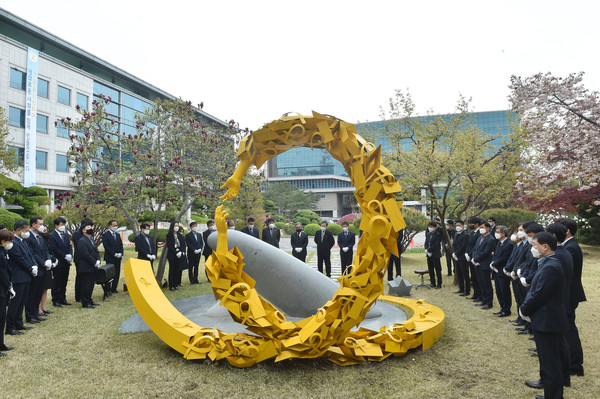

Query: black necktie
left=62, top=232, right=68, bottom=245
left=36, top=235, right=41, bottom=246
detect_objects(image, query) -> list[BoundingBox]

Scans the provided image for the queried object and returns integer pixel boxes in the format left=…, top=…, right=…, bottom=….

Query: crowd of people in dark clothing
left=425, top=216, right=586, bottom=399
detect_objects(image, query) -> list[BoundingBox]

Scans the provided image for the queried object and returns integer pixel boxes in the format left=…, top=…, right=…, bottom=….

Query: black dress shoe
left=35, top=316, right=46, bottom=321
left=61, top=300, right=72, bottom=305
left=493, top=311, right=502, bottom=315
left=6, top=329, right=23, bottom=335
left=170, top=287, right=177, bottom=291
left=525, top=379, right=543, bottom=389
left=508, top=318, right=519, bottom=323
left=498, top=312, right=511, bottom=317
left=42, top=310, right=53, bottom=315
left=530, top=353, right=538, bottom=357
left=111, top=289, right=119, bottom=294
left=569, top=367, right=584, bottom=376
left=16, top=325, right=32, bottom=330
left=82, top=304, right=96, bottom=309
left=52, top=302, right=63, bottom=308
left=535, top=395, right=544, bottom=399
left=528, top=348, right=537, bottom=352
left=516, top=327, right=527, bottom=331
left=91, top=302, right=100, bottom=306
left=26, top=318, right=40, bottom=324
left=517, top=330, right=530, bottom=335
left=481, top=305, right=492, bottom=310
left=453, top=290, right=463, bottom=294
left=0, top=345, right=14, bottom=351
left=528, top=337, right=535, bottom=341
left=0, top=352, right=5, bottom=357
left=435, top=286, right=442, bottom=289
left=459, top=292, right=468, bottom=296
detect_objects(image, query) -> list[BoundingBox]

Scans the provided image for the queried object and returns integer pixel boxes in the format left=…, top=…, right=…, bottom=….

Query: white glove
left=44, top=259, right=52, bottom=270
left=150, top=255, right=156, bottom=260
left=65, top=254, right=72, bottom=262
left=517, top=269, right=522, bottom=278
left=503, top=268, right=511, bottom=277
left=452, top=253, right=458, bottom=261
left=9, top=286, right=16, bottom=298
left=342, top=247, right=349, bottom=252
left=95, top=260, right=101, bottom=267
left=295, top=248, right=302, bottom=253
left=194, top=249, right=201, bottom=254
left=511, top=271, right=518, bottom=280
left=115, top=253, right=122, bottom=259
left=31, top=266, right=38, bottom=276
left=520, top=276, right=529, bottom=287
left=147, top=254, right=153, bottom=260
left=471, top=258, right=476, bottom=265
left=519, top=308, right=531, bottom=322
left=491, top=265, right=498, bottom=273
left=52, top=260, right=58, bottom=268
left=425, top=251, right=432, bottom=257
left=176, top=251, right=182, bottom=258
left=475, top=262, right=480, bottom=267
left=465, top=254, right=471, bottom=262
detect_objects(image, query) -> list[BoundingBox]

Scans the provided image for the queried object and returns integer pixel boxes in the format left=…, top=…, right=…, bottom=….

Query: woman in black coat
left=166, top=221, right=188, bottom=291
left=1, top=228, right=15, bottom=353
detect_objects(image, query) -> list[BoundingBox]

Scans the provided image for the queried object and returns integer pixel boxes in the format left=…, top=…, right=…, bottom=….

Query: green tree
left=400, top=207, right=429, bottom=252
left=364, top=90, right=525, bottom=250
left=0, top=107, right=18, bottom=176
left=223, top=170, right=265, bottom=221
left=263, top=182, right=320, bottom=220
left=3, top=185, right=50, bottom=218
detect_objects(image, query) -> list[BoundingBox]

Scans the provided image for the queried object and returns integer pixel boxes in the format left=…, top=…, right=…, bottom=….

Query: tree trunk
left=155, top=246, right=168, bottom=285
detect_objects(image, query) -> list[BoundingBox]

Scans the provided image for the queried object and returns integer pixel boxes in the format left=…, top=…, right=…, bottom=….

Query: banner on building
left=24, top=47, right=39, bottom=187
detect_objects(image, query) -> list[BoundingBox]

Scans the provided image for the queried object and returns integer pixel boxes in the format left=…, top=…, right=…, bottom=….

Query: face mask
left=173, top=226, right=179, bottom=232
left=446, top=225, right=451, bottom=230
left=428, top=227, right=434, bottom=233
left=84, top=228, right=92, bottom=235
left=210, top=225, right=216, bottom=231
left=58, top=225, right=66, bottom=232
left=517, top=231, right=527, bottom=239
left=38, top=226, right=46, bottom=233
left=468, top=224, right=475, bottom=230
left=510, top=234, right=517, bottom=242
left=143, top=229, right=150, bottom=235
left=527, top=237, right=534, bottom=245
left=455, top=226, right=463, bottom=232
left=228, top=226, right=234, bottom=230
left=494, top=233, right=501, bottom=240
left=321, top=226, right=327, bottom=231
left=192, top=226, right=200, bottom=233
left=3, top=242, right=13, bottom=250
left=248, top=224, right=254, bottom=228
left=479, top=228, right=486, bottom=235
left=111, top=226, right=119, bottom=233
left=531, top=247, right=541, bottom=258
left=342, top=227, right=348, bottom=232
left=269, top=224, right=275, bottom=229
left=21, top=231, right=30, bottom=239
left=296, top=229, right=302, bottom=232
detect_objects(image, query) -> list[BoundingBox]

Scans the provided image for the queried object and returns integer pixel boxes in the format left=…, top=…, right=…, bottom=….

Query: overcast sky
left=3, top=0, right=599, bottom=130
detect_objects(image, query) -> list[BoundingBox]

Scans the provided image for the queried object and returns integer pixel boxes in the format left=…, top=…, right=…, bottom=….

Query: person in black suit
left=24, top=216, right=51, bottom=323
left=558, top=218, right=586, bottom=377
left=424, top=221, right=443, bottom=289
left=6, top=221, right=36, bottom=334
left=489, top=226, right=514, bottom=317
left=442, top=220, right=456, bottom=276
left=387, top=229, right=404, bottom=281
left=135, top=223, right=156, bottom=269
left=49, top=217, right=72, bottom=307
left=504, top=223, right=530, bottom=326
left=465, top=217, right=482, bottom=300
left=77, top=225, right=100, bottom=309
left=290, top=222, right=308, bottom=262
left=520, top=232, right=568, bottom=399
left=166, top=221, right=187, bottom=291
left=241, top=217, right=260, bottom=239
left=451, top=220, right=470, bottom=295
left=314, top=221, right=335, bottom=278
left=472, top=222, right=496, bottom=309
left=0, top=229, right=15, bottom=352
left=487, top=217, right=498, bottom=236
left=186, top=221, right=204, bottom=284
left=72, top=218, right=93, bottom=303
left=337, top=221, right=356, bottom=275
left=101, top=220, right=123, bottom=293
left=261, top=218, right=281, bottom=248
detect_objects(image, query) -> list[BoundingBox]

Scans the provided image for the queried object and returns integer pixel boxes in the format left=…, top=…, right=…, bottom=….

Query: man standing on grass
left=472, top=222, right=495, bottom=310
left=520, top=232, right=568, bottom=399
left=102, top=220, right=123, bottom=293
left=490, top=226, right=513, bottom=317
left=48, top=217, right=72, bottom=307
left=424, top=221, right=443, bottom=289
left=452, top=220, right=470, bottom=296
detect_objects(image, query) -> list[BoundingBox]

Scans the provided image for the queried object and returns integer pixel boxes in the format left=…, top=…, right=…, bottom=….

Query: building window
left=8, top=146, right=24, bottom=166
left=8, top=106, right=25, bottom=127
left=38, top=78, right=49, bottom=98
left=56, top=120, right=70, bottom=138
left=77, top=93, right=88, bottom=110
left=9, top=68, right=26, bottom=90
left=57, top=85, right=71, bottom=105
left=36, top=150, right=47, bottom=170
left=36, top=114, right=48, bottom=134
left=56, top=154, right=69, bottom=172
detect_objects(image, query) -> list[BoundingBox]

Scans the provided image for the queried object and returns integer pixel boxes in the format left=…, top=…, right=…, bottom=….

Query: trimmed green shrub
left=479, top=208, right=538, bottom=232
left=0, top=208, right=23, bottom=230
left=282, top=223, right=296, bottom=235
left=128, top=228, right=169, bottom=243
left=275, top=222, right=285, bottom=230
left=327, top=223, right=342, bottom=236
left=303, top=223, right=320, bottom=236
left=191, top=214, right=209, bottom=223
left=293, top=209, right=321, bottom=225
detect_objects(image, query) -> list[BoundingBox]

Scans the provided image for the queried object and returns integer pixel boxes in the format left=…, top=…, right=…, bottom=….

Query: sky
left=3, top=0, right=599, bottom=130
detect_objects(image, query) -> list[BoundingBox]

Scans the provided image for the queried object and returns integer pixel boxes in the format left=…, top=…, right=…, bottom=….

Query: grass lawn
left=1, top=246, right=598, bottom=399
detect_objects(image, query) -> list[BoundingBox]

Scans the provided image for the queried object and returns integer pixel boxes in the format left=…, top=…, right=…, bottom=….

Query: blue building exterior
left=265, top=110, right=515, bottom=218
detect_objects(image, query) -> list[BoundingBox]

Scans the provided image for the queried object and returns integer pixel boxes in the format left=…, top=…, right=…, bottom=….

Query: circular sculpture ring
left=124, top=111, right=444, bottom=368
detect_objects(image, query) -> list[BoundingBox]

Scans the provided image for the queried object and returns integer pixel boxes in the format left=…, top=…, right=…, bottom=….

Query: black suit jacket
left=554, top=245, right=574, bottom=309
left=505, top=241, right=524, bottom=272
left=491, top=239, right=513, bottom=277
left=166, top=233, right=187, bottom=262
left=102, top=230, right=124, bottom=265
left=473, top=234, right=495, bottom=270
left=520, top=254, right=568, bottom=333
left=135, top=233, right=155, bottom=260
left=466, top=230, right=481, bottom=257
left=337, top=231, right=356, bottom=252
left=314, top=229, right=334, bottom=254
left=77, top=235, right=100, bottom=273
left=290, top=231, right=308, bottom=256
left=72, top=229, right=85, bottom=265
left=202, top=230, right=215, bottom=257
left=48, top=230, right=72, bottom=268
left=424, top=229, right=443, bottom=257
left=0, top=247, right=11, bottom=298
left=7, top=236, right=35, bottom=284
left=241, top=226, right=260, bottom=239
left=262, top=227, right=281, bottom=248
left=26, top=232, right=51, bottom=276
left=185, top=231, right=204, bottom=258
left=452, top=231, right=469, bottom=261
left=562, top=237, right=586, bottom=306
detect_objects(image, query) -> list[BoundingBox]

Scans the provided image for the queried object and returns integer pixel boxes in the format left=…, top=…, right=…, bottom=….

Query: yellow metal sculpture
left=124, top=112, right=444, bottom=367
